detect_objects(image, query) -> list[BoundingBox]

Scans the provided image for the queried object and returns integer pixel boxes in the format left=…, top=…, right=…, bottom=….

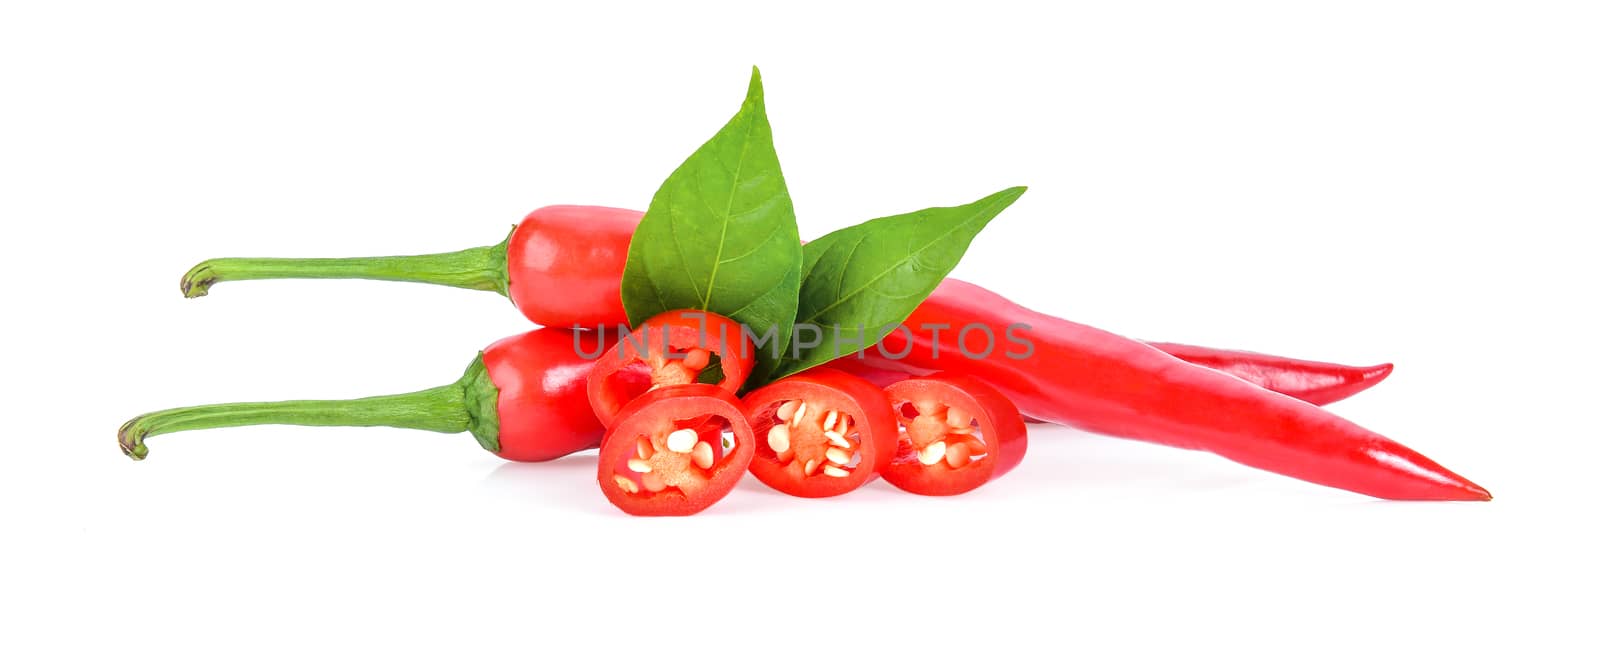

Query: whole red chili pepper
left=118, top=328, right=624, bottom=462
left=181, top=205, right=638, bottom=328
left=180, top=205, right=1394, bottom=402
left=821, top=345, right=1389, bottom=407
left=861, top=279, right=1491, bottom=501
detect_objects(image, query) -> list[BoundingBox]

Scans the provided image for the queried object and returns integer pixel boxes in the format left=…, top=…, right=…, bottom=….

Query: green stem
left=180, top=236, right=510, bottom=298
left=119, top=356, right=502, bottom=460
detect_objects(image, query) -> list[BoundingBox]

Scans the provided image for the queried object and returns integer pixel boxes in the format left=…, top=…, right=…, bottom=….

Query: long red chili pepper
left=179, top=205, right=1392, bottom=404
left=118, top=329, right=619, bottom=462
left=861, top=279, right=1490, bottom=501
left=821, top=345, right=1389, bottom=407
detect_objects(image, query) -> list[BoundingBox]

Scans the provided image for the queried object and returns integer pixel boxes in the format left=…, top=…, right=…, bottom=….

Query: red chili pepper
left=596, top=384, right=756, bottom=516
left=118, top=328, right=610, bottom=462
left=742, top=369, right=898, bottom=498
left=179, top=205, right=1394, bottom=404
left=880, top=374, right=1028, bottom=496
left=181, top=205, right=638, bottom=329
left=822, top=341, right=1390, bottom=407
left=586, top=310, right=753, bottom=427
left=865, top=280, right=1491, bottom=501
left=1140, top=342, right=1392, bottom=406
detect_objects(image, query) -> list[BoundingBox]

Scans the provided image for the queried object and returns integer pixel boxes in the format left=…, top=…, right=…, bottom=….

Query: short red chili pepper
left=880, top=374, right=1028, bottom=496
left=118, top=328, right=610, bottom=462
left=586, top=310, right=753, bottom=427
left=864, top=279, right=1491, bottom=501
left=178, top=205, right=1394, bottom=404
left=596, top=384, right=756, bottom=516
left=742, top=369, right=898, bottom=498
left=181, top=205, right=638, bottom=329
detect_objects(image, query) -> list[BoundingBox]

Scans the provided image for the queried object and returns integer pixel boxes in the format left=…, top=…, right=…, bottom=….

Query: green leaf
left=620, top=67, right=803, bottom=381
left=765, top=186, right=1027, bottom=381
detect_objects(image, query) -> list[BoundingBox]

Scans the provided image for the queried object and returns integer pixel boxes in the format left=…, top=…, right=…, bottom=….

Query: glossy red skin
left=881, top=374, right=1028, bottom=496
left=829, top=341, right=1388, bottom=407
left=505, top=205, right=637, bottom=329
left=867, top=280, right=1491, bottom=501
left=742, top=370, right=898, bottom=498
left=481, top=328, right=620, bottom=462
left=1143, top=343, right=1392, bottom=406
left=502, top=206, right=1392, bottom=404
left=586, top=310, right=753, bottom=427
left=596, top=385, right=756, bottom=516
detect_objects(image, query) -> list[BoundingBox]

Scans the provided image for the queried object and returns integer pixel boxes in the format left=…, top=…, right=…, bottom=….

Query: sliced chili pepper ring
left=596, top=384, right=756, bottom=516
left=587, top=310, right=753, bottom=427
left=881, top=374, right=1027, bottom=496
left=743, top=369, right=897, bottom=498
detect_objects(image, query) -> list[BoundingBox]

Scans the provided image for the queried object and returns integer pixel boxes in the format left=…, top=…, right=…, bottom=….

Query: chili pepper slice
left=742, top=370, right=897, bottom=498
left=586, top=310, right=753, bottom=427
left=879, top=374, right=1027, bottom=496
left=118, top=328, right=611, bottom=462
left=597, top=384, right=756, bottom=516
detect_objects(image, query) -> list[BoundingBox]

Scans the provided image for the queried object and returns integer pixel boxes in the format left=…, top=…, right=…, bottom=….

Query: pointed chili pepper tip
left=1363, top=363, right=1395, bottom=383
left=180, top=261, right=219, bottom=298
left=1463, top=480, right=1493, bottom=501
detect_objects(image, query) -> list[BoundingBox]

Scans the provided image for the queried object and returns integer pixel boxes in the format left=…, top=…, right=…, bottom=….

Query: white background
left=3, top=1, right=1595, bottom=670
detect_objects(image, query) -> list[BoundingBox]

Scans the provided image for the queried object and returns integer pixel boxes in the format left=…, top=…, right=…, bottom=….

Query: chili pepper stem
left=118, top=356, right=502, bottom=460
left=180, top=235, right=511, bottom=298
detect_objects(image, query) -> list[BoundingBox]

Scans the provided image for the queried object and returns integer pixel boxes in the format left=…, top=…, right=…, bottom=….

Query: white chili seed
left=804, top=459, right=820, bottom=476
left=822, top=465, right=850, bottom=478
left=793, top=402, right=808, bottom=425
left=825, top=447, right=851, bottom=465
left=918, top=441, right=947, bottom=466
left=767, top=424, right=791, bottom=454
left=627, top=458, right=652, bottom=473
left=614, top=475, right=639, bottom=494
left=692, top=441, right=715, bottom=469
left=776, top=400, right=801, bottom=422
left=824, top=431, right=850, bottom=449
left=946, top=406, right=973, bottom=428
left=666, top=428, right=697, bottom=453
left=823, top=410, right=838, bottom=432
left=945, top=442, right=972, bottom=469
